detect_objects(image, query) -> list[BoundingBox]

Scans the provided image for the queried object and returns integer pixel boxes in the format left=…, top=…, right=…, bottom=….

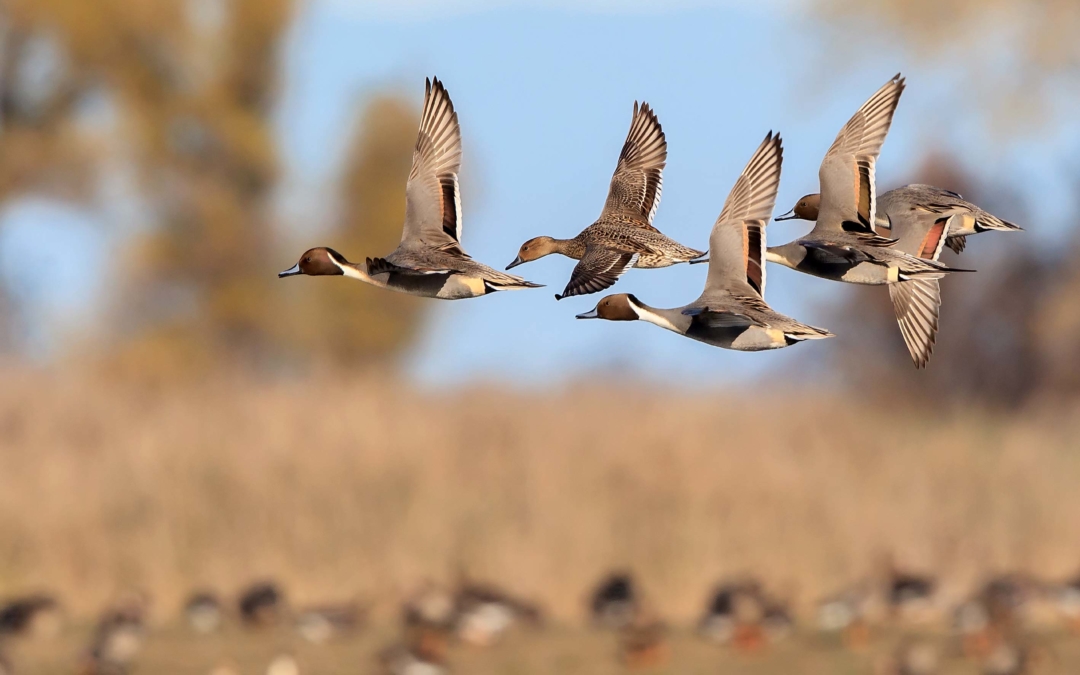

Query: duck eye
left=303, top=257, right=311, bottom=263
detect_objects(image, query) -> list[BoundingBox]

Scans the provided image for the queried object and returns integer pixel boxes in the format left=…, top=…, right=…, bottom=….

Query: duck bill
left=505, top=256, right=524, bottom=270
left=575, top=307, right=600, bottom=319
left=774, top=208, right=799, bottom=221
left=278, top=263, right=302, bottom=278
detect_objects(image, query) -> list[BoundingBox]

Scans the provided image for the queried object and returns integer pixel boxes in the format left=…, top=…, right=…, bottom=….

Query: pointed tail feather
left=785, top=323, right=835, bottom=341
left=975, top=211, right=1022, bottom=232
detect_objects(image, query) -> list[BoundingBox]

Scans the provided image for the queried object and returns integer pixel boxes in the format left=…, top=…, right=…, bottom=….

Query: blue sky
left=5, top=0, right=1079, bottom=384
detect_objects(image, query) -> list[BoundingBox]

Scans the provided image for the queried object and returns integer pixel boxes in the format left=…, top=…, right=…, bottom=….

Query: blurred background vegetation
left=1, top=0, right=425, bottom=381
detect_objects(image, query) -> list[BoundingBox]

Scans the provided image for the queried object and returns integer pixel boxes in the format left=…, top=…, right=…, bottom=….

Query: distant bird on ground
left=699, top=578, right=751, bottom=648
left=698, top=579, right=791, bottom=652
left=779, top=183, right=1020, bottom=366
left=0, top=594, right=62, bottom=639
left=1054, top=572, right=1080, bottom=633
left=452, top=580, right=543, bottom=647
left=770, top=74, right=972, bottom=367
left=954, top=575, right=1045, bottom=660
left=507, top=101, right=703, bottom=299
left=578, top=132, right=833, bottom=349
left=817, top=584, right=883, bottom=651
left=402, top=582, right=454, bottom=661
left=184, top=591, right=223, bottom=634
left=618, top=607, right=670, bottom=670
left=589, top=572, right=639, bottom=630
left=886, top=568, right=938, bottom=624
left=295, top=602, right=365, bottom=644
left=238, top=582, right=284, bottom=627
left=280, top=77, right=542, bottom=298
left=80, top=593, right=148, bottom=675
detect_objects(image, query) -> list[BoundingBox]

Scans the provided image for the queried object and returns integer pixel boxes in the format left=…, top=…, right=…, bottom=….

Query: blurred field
left=4, top=622, right=1080, bottom=675
left=2, top=367, right=1079, bottom=625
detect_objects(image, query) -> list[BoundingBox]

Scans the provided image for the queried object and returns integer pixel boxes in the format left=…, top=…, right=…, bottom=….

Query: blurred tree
left=0, top=0, right=428, bottom=376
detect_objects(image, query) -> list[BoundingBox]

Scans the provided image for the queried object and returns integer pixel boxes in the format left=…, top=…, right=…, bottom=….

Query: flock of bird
left=279, top=74, right=1020, bottom=368
left=1, top=565, right=1079, bottom=674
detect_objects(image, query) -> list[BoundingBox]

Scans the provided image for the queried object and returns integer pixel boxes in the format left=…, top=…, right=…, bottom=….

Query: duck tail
left=785, top=323, right=835, bottom=342
left=899, top=255, right=974, bottom=279
left=975, top=210, right=1023, bottom=233
left=484, top=278, right=545, bottom=292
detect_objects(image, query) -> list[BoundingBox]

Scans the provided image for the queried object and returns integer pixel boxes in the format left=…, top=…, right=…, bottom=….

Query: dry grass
left=1, top=367, right=1079, bottom=627
left=7, top=623, right=1080, bottom=675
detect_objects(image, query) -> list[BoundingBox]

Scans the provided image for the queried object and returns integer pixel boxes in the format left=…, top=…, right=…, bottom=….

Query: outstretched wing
left=556, top=247, right=639, bottom=300
left=812, top=74, right=905, bottom=237
left=401, top=77, right=465, bottom=253
left=889, top=277, right=941, bottom=369
left=600, top=102, right=667, bottom=229
left=702, top=132, right=783, bottom=299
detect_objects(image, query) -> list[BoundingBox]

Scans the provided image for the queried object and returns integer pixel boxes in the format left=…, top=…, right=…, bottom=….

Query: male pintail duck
left=184, top=591, right=223, bottom=634
left=589, top=572, right=638, bottom=630
left=770, top=75, right=973, bottom=367
left=876, top=184, right=1022, bottom=254
left=453, top=580, right=543, bottom=647
left=238, top=581, right=284, bottom=627
left=779, top=184, right=1018, bottom=367
left=80, top=592, right=148, bottom=675
left=578, top=132, right=833, bottom=349
left=506, top=101, right=703, bottom=299
left=618, top=608, right=670, bottom=670
left=0, top=594, right=62, bottom=638
left=280, top=77, right=542, bottom=298
left=295, top=602, right=365, bottom=644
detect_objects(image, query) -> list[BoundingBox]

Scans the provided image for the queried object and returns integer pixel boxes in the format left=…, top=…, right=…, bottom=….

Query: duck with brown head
left=766, top=74, right=978, bottom=369
left=507, top=101, right=703, bottom=299
left=578, top=132, right=832, bottom=351
left=278, top=248, right=347, bottom=278
left=279, top=77, right=541, bottom=300
left=775, top=194, right=820, bottom=222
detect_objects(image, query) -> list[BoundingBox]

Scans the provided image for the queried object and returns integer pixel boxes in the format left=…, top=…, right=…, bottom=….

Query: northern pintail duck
left=184, top=591, right=223, bottom=634
left=295, top=601, right=365, bottom=644
left=779, top=184, right=1019, bottom=366
left=0, top=594, right=62, bottom=638
left=402, top=582, right=455, bottom=660
left=506, top=101, right=704, bottom=299
left=238, top=581, right=284, bottom=627
left=876, top=184, right=1021, bottom=254
left=886, top=566, right=938, bottom=625
left=453, top=580, right=543, bottom=647
left=280, top=77, right=542, bottom=298
left=770, top=75, right=971, bottom=367
left=589, top=572, right=639, bottom=630
left=578, top=132, right=833, bottom=349
left=698, top=579, right=792, bottom=652
left=80, top=593, right=148, bottom=675
left=618, top=608, right=670, bottom=670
